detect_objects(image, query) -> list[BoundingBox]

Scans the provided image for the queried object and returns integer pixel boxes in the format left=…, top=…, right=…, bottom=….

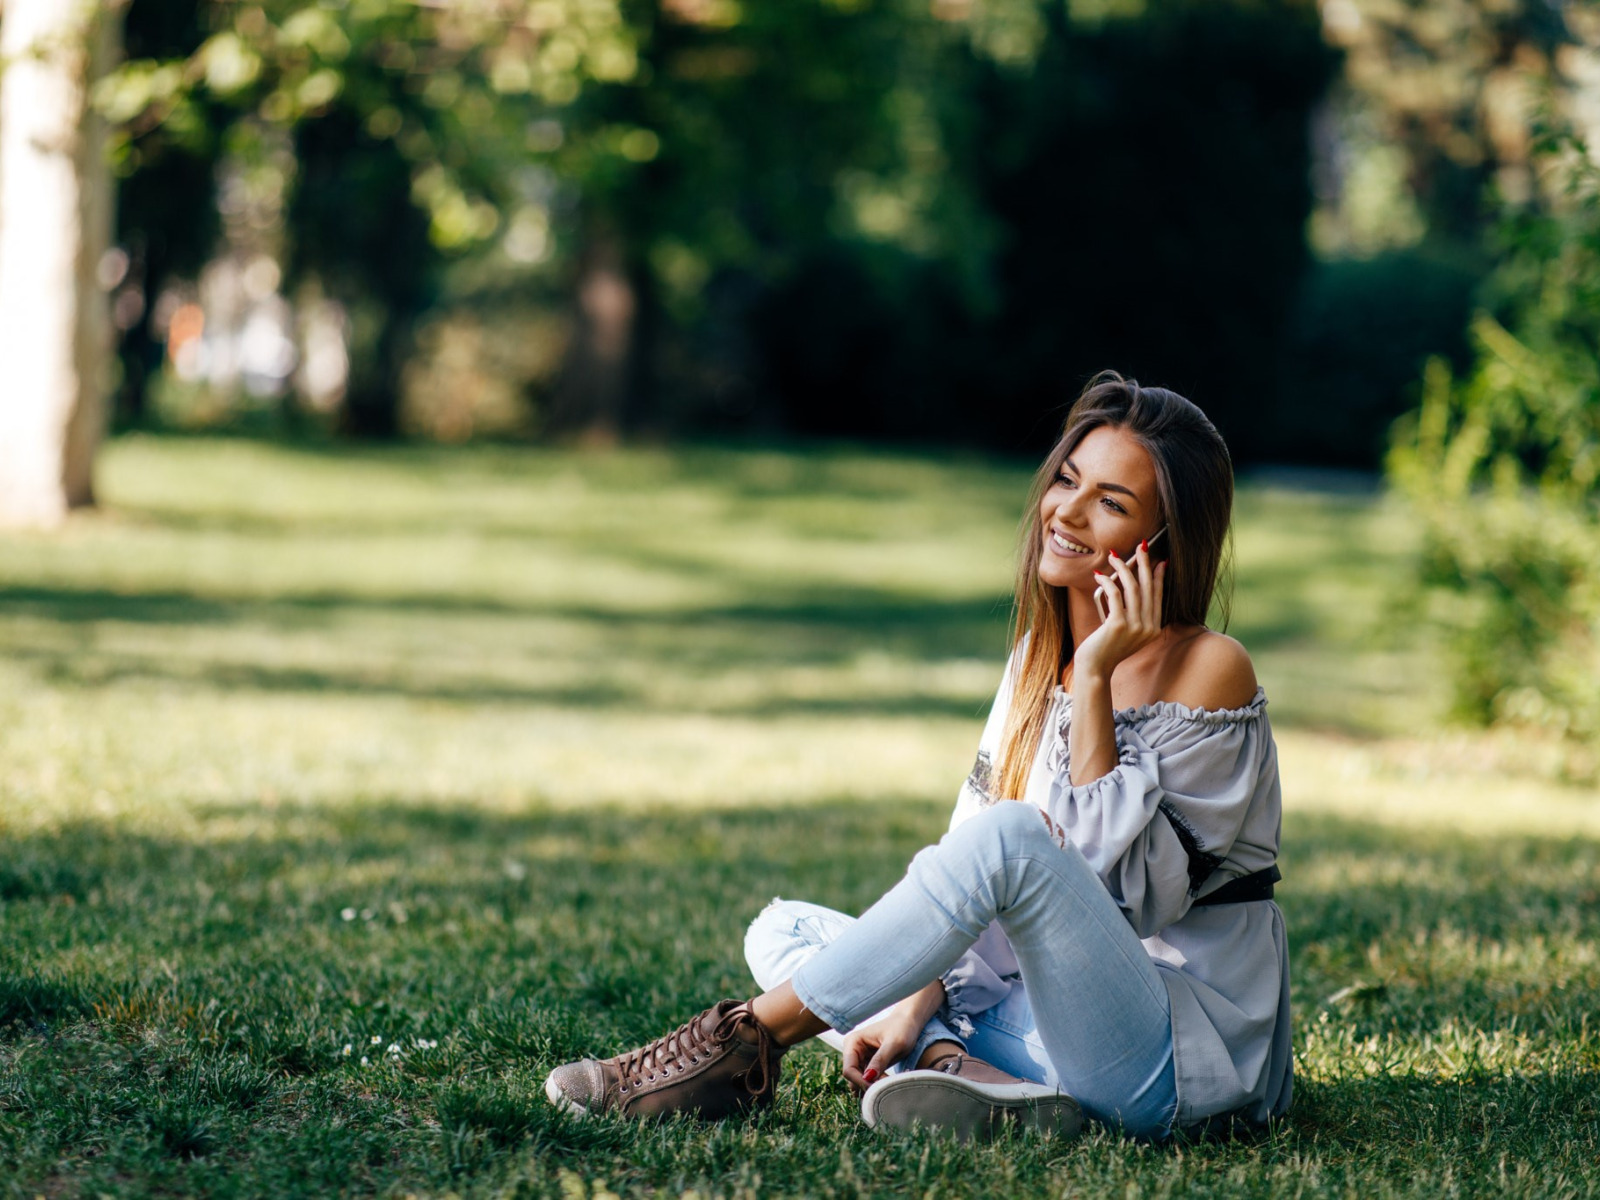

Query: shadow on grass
left=0, top=582, right=1014, bottom=719
left=0, top=582, right=1010, bottom=638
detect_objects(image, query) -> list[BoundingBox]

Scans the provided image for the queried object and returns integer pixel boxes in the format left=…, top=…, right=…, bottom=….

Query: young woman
left=545, top=372, right=1291, bottom=1140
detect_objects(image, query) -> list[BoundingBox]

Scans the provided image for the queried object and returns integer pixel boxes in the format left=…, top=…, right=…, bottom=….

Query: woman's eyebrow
left=1062, top=457, right=1138, bottom=500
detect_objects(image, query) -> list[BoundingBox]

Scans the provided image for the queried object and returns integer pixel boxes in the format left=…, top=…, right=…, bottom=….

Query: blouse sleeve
left=938, top=930, right=1015, bottom=1021
left=1042, top=699, right=1274, bottom=939
left=947, top=647, right=1019, bottom=833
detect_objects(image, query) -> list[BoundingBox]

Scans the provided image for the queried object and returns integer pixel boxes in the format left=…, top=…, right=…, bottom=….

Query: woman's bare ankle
left=748, top=982, right=830, bottom=1047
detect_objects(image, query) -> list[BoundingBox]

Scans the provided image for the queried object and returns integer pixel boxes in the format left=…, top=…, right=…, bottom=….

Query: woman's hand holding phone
left=1078, top=539, right=1167, bottom=681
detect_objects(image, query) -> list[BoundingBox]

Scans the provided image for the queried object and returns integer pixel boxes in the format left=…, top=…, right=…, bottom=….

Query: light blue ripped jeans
left=743, top=802, right=1178, bottom=1138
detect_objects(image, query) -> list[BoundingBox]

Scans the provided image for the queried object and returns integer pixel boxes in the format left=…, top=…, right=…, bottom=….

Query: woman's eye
left=1056, top=474, right=1075, bottom=488
left=1103, top=498, right=1127, bottom=514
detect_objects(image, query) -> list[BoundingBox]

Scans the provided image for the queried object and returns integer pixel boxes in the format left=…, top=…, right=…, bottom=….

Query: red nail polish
left=1108, top=548, right=1119, bottom=559
left=863, top=1068, right=879, bottom=1083
left=1140, top=539, right=1148, bottom=553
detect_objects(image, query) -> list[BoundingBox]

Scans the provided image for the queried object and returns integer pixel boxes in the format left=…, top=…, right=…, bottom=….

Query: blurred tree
left=105, top=0, right=607, bottom=435
left=1272, top=0, right=1595, bottom=469
left=103, top=0, right=1341, bottom=452
left=1272, top=247, right=1479, bottom=465
left=546, top=0, right=989, bottom=440
left=110, top=0, right=222, bottom=429
left=0, top=0, right=125, bottom=527
left=976, top=0, right=1337, bottom=457
left=759, top=0, right=1338, bottom=458
left=1315, top=0, right=1578, bottom=252
left=288, top=107, right=435, bottom=436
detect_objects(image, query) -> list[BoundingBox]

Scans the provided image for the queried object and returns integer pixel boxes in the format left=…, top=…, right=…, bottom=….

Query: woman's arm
left=1047, top=689, right=1274, bottom=936
left=1069, top=546, right=1259, bottom=785
left=1068, top=664, right=1119, bottom=786
left=1070, top=545, right=1165, bottom=785
left=839, top=979, right=947, bottom=1091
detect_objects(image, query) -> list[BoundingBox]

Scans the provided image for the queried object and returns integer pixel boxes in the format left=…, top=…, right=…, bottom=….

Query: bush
left=1387, top=126, right=1600, bottom=776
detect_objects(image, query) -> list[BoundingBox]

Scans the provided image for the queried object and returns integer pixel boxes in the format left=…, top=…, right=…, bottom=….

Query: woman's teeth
left=1052, top=532, right=1091, bottom=554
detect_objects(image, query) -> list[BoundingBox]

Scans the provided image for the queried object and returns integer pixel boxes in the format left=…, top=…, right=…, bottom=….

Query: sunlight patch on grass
left=1279, top=730, right=1600, bottom=838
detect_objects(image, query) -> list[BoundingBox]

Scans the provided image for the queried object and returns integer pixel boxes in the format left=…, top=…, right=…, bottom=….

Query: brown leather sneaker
left=544, top=999, right=785, bottom=1120
left=861, top=1050, right=1083, bottom=1142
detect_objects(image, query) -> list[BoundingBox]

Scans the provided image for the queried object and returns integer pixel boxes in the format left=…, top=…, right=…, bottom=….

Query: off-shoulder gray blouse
left=943, top=653, right=1292, bottom=1128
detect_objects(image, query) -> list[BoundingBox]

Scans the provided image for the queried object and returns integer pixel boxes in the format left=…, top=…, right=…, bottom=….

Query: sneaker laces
left=712, top=1004, right=778, bottom=1098
left=613, top=1003, right=777, bottom=1097
left=614, top=1014, right=711, bottom=1090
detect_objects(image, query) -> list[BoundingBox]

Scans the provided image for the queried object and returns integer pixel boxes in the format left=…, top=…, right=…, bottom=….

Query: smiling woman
left=1001, top=375, right=1252, bottom=801
left=545, top=371, right=1289, bottom=1144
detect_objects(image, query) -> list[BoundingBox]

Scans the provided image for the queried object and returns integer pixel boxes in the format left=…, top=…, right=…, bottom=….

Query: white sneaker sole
left=861, top=1071, right=1083, bottom=1142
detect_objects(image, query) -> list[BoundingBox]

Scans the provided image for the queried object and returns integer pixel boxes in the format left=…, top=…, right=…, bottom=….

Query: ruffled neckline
left=1050, top=685, right=1268, bottom=727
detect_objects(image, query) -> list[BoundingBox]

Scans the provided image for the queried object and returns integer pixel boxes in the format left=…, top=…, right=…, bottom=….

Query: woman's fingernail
left=1140, top=539, right=1148, bottom=553
left=863, top=1068, right=879, bottom=1083
left=1108, top=548, right=1119, bottom=559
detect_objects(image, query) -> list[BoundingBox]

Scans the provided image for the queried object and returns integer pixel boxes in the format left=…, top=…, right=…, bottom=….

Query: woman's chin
left=1037, top=563, right=1096, bottom=592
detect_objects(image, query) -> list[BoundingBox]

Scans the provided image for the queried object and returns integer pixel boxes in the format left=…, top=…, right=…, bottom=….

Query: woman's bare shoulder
left=1158, top=628, right=1259, bottom=712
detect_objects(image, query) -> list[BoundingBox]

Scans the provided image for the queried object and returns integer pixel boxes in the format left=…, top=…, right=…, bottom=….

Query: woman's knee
left=905, top=803, right=1060, bottom=909
left=743, top=898, right=794, bottom=987
left=930, top=802, right=1091, bottom=904
left=958, top=800, right=1057, bottom=857
left=743, top=898, right=844, bottom=992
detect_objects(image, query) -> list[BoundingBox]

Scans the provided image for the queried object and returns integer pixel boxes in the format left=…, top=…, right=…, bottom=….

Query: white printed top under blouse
left=942, top=651, right=1292, bottom=1128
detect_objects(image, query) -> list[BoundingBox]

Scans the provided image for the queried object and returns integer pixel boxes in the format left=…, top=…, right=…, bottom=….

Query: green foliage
left=760, top=0, right=1339, bottom=455
left=1316, top=0, right=1577, bottom=250
left=106, top=0, right=605, bottom=432
left=1388, top=126, right=1600, bottom=763
left=102, top=0, right=1339, bottom=449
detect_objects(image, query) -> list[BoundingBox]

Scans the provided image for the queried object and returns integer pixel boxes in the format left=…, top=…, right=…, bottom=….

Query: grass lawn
left=2, top=435, right=1596, bottom=1198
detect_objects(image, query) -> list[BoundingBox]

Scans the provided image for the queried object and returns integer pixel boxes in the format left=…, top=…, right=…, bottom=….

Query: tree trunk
left=0, top=0, right=122, bottom=527
left=548, top=226, right=637, bottom=444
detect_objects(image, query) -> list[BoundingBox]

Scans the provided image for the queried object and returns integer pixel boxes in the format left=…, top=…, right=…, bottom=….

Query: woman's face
left=1037, top=424, right=1162, bottom=591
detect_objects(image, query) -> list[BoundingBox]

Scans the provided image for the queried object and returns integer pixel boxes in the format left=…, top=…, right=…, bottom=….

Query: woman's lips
left=1049, top=530, right=1093, bottom=555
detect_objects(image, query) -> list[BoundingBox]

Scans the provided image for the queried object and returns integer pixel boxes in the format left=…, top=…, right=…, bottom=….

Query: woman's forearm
left=892, top=978, right=947, bottom=1027
left=1069, top=664, right=1120, bottom=785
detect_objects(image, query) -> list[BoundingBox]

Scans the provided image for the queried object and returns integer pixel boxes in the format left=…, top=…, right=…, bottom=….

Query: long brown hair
left=994, top=371, right=1235, bottom=801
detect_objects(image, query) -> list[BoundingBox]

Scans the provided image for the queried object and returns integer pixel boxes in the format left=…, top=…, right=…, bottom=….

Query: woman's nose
left=1050, top=490, right=1084, bottom=521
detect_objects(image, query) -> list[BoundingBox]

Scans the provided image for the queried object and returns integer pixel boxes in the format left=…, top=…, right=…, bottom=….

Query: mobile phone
left=1119, top=523, right=1168, bottom=562
left=1096, top=524, right=1169, bottom=619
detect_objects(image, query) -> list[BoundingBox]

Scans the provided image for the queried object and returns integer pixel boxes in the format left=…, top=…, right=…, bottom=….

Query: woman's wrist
left=894, top=979, right=946, bottom=1027
left=1071, top=658, right=1112, bottom=703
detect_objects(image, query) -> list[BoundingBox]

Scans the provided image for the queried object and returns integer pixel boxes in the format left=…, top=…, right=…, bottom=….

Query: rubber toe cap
left=545, top=1059, right=606, bottom=1116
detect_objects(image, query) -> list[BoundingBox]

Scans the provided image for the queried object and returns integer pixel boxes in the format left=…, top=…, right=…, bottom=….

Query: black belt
left=1189, top=865, right=1280, bottom=907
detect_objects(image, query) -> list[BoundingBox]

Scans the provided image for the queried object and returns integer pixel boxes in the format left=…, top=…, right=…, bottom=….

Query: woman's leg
left=744, top=898, right=967, bottom=1071
left=786, top=802, right=1177, bottom=1136
left=548, top=802, right=1172, bottom=1132
left=951, top=976, right=1174, bottom=1127
left=544, top=893, right=973, bottom=1122
left=941, top=980, right=1057, bottom=1087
